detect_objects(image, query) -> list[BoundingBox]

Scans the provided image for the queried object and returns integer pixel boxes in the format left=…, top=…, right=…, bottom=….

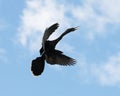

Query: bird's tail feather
left=31, top=57, right=45, bottom=76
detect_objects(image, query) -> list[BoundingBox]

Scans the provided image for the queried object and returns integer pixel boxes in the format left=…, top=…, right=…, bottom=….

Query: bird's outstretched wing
left=45, top=50, right=76, bottom=66
left=42, top=23, right=59, bottom=51
left=42, top=23, right=59, bottom=44
left=54, top=53, right=76, bottom=66
left=31, top=57, right=45, bottom=76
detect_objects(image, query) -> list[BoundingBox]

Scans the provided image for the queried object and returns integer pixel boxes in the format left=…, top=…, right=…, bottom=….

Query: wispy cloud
left=17, top=0, right=120, bottom=50
left=91, top=52, right=120, bottom=86
left=76, top=52, right=120, bottom=86
left=17, top=0, right=72, bottom=51
left=71, top=0, right=120, bottom=40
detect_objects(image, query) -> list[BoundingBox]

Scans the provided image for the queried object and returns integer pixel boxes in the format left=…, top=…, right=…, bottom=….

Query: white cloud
left=98, top=0, right=120, bottom=23
left=17, top=0, right=72, bottom=51
left=17, top=0, right=120, bottom=50
left=77, top=52, right=120, bottom=86
left=91, top=52, right=120, bottom=86
left=71, top=0, right=120, bottom=40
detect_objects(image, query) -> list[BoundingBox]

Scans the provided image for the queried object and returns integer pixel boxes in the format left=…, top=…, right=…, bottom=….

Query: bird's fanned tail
left=31, top=57, right=45, bottom=76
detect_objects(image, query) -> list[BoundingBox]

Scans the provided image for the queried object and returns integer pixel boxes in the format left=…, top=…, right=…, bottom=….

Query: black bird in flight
left=31, top=23, right=78, bottom=76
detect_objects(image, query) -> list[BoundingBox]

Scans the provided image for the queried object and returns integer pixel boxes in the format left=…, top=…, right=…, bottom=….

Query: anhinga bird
left=31, top=23, right=78, bottom=76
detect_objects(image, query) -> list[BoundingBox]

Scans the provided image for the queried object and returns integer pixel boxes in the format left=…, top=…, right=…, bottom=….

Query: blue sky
left=0, top=0, right=120, bottom=96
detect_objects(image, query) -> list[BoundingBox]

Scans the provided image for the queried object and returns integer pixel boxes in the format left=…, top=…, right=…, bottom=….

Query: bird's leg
left=39, top=47, right=44, bottom=55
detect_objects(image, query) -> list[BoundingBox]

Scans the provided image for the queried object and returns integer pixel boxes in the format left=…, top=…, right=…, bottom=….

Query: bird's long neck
left=52, top=29, right=73, bottom=46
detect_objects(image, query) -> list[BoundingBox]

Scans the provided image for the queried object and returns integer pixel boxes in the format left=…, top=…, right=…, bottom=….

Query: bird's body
left=31, top=23, right=77, bottom=76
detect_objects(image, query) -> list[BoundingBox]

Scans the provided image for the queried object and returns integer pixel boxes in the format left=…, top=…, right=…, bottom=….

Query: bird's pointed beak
left=74, top=26, right=79, bottom=30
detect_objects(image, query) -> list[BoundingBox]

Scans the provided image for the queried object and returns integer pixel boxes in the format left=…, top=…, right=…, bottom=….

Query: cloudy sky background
left=0, top=0, right=120, bottom=96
